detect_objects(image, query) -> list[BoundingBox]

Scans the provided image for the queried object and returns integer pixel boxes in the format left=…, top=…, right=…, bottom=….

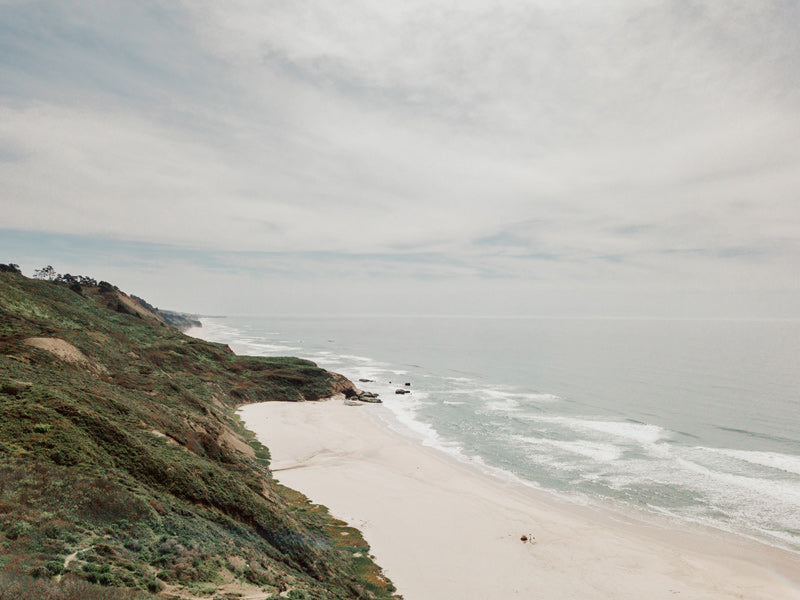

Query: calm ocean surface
left=197, top=316, right=800, bottom=553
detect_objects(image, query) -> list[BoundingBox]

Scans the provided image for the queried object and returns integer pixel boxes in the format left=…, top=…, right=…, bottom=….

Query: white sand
left=240, top=398, right=800, bottom=600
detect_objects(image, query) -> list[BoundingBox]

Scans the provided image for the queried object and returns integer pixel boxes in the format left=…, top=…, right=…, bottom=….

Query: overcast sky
left=2, top=0, right=799, bottom=317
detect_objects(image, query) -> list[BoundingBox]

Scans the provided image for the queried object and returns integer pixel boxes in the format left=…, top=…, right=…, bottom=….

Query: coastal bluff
left=0, top=269, right=399, bottom=600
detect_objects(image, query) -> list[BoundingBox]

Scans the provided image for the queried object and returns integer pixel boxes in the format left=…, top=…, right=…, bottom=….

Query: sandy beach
left=240, top=397, right=800, bottom=600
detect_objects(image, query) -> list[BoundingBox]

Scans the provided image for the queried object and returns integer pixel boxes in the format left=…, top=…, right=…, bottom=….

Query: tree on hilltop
left=0, top=263, right=21, bottom=274
left=33, top=265, right=57, bottom=280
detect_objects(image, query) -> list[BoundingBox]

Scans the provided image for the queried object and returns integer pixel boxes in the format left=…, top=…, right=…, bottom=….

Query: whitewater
left=194, top=315, right=800, bottom=554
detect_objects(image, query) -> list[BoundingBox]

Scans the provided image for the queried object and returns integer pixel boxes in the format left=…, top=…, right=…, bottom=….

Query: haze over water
left=198, top=315, right=800, bottom=554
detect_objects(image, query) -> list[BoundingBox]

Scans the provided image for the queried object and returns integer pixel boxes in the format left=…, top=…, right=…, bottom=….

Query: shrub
left=5, top=522, right=31, bottom=540
left=0, top=571, right=155, bottom=599
left=29, top=565, right=51, bottom=578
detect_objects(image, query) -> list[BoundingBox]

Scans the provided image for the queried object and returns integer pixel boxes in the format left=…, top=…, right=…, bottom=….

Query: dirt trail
left=55, top=546, right=93, bottom=582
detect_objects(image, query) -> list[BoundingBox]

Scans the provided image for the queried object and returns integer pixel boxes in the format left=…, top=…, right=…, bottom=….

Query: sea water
left=196, top=316, right=800, bottom=553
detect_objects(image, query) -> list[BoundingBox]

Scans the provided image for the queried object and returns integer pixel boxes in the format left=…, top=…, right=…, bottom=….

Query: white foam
left=567, top=418, right=664, bottom=446
left=482, top=389, right=560, bottom=402
left=574, top=419, right=667, bottom=445
left=376, top=393, right=462, bottom=455
left=194, top=320, right=305, bottom=357
left=479, top=389, right=560, bottom=413
left=676, top=457, right=800, bottom=505
left=591, top=449, right=800, bottom=550
left=548, top=439, right=623, bottom=462
left=483, top=396, right=520, bottom=412
left=519, top=415, right=668, bottom=447
left=234, top=341, right=301, bottom=355
left=510, top=434, right=622, bottom=463
left=701, top=448, right=800, bottom=476
left=337, top=353, right=379, bottom=363
left=192, top=318, right=240, bottom=344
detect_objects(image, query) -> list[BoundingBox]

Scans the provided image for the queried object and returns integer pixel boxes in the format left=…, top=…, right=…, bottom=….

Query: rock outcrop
left=354, top=390, right=381, bottom=403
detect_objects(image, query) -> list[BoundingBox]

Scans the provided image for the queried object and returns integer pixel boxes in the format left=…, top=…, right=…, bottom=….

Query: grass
left=0, top=271, right=399, bottom=599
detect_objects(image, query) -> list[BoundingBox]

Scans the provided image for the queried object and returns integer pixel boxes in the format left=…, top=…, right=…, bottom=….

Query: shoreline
left=240, top=397, right=800, bottom=600
left=185, top=321, right=800, bottom=597
left=368, top=401, right=800, bottom=569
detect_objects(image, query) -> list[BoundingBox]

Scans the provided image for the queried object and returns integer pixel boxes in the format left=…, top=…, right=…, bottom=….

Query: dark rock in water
left=395, top=389, right=411, bottom=395
left=353, top=390, right=381, bottom=403
left=404, top=382, right=411, bottom=386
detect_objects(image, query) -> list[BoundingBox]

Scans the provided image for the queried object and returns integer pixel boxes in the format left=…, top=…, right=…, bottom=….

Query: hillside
left=0, top=270, right=399, bottom=600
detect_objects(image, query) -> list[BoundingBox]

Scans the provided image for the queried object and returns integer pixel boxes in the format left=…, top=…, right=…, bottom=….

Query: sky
left=1, top=0, right=799, bottom=317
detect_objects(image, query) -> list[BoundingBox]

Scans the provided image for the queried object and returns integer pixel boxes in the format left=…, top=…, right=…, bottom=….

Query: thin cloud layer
left=1, top=0, right=798, bottom=315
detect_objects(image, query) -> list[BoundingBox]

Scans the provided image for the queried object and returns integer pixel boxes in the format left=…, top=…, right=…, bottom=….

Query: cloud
left=1, top=0, right=799, bottom=315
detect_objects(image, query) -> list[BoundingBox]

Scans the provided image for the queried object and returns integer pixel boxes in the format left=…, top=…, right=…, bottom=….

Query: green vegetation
left=0, top=271, right=398, bottom=599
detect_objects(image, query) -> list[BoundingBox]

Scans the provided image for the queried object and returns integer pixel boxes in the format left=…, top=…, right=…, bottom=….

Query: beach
left=240, top=397, right=800, bottom=600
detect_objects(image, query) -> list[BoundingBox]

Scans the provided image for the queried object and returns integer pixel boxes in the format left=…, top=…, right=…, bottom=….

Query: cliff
left=0, top=271, right=396, bottom=600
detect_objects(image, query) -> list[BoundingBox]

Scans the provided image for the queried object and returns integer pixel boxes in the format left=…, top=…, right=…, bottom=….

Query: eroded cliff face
left=328, top=372, right=360, bottom=398
left=0, top=271, right=399, bottom=600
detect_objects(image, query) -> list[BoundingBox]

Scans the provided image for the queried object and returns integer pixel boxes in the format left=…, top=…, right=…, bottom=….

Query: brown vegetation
left=0, top=270, right=399, bottom=599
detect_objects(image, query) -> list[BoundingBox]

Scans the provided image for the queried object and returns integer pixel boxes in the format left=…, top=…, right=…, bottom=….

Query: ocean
left=195, top=315, right=800, bottom=554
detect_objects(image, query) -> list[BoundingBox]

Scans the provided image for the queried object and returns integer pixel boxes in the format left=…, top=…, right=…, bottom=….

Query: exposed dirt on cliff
left=23, top=337, right=107, bottom=374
